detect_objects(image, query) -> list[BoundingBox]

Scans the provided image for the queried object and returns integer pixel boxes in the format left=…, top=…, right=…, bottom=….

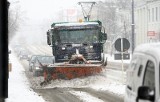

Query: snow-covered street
left=6, top=49, right=129, bottom=102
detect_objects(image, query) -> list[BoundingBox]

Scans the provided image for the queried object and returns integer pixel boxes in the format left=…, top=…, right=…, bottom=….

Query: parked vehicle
left=12, top=44, right=22, bottom=53
left=124, top=43, right=160, bottom=102
left=28, top=55, right=40, bottom=72
left=28, top=55, right=55, bottom=77
left=18, top=50, right=30, bottom=60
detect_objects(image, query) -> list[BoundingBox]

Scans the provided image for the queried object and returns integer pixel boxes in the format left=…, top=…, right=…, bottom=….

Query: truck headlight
left=90, top=46, right=93, bottom=48
left=62, top=47, right=65, bottom=50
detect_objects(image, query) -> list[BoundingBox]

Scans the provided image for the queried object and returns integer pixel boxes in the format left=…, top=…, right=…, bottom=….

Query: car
left=28, top=55, right=41, bottom=72
left=28, top=55, right=55, bottom=77
left=18, top=50, right=30, bottom=60
left=124, top=43, right=160, bottom=102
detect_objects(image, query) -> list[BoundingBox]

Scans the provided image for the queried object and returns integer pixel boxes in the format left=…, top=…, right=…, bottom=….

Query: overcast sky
left=8, top=0, right=104, bottom=44
left=9, top=0, right=79, bottom=22
left=9, top=0, right=105, bottom=21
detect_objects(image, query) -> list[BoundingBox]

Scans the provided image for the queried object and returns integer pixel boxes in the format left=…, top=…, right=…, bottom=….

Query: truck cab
left=125, top=43, right=160, bottom=102
left=47, top=20, right=107, bottom=63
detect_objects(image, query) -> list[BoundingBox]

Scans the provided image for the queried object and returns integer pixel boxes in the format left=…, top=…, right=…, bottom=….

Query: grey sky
left=9, top=0, right=103, bottom=44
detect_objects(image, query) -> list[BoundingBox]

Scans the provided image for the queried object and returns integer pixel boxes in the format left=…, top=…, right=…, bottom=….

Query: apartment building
left=135, top=0, right=160, bottom=46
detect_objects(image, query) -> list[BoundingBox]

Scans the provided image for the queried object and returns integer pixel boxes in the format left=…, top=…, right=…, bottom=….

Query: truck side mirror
left=101, top=26, right=107, bottom=41
left=136, top=86, right=155, bottom=102
left=47, top=32, right=51, bottom=45
left=102, top=33, right=107, bottom=40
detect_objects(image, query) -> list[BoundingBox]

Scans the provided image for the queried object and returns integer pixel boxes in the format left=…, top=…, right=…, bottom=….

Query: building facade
left=135, top=0, right=160, bottom=46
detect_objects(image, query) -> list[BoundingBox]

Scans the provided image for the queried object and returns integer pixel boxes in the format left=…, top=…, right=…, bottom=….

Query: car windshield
left=31, top=56, right=40, bottom=61
left=37, top=56, right=54, bottom=64
left=58, top=29, right=99, bottom=43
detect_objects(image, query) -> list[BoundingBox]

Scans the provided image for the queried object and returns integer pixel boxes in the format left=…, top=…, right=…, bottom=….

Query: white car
left=125, top=43, right=160, bottom=102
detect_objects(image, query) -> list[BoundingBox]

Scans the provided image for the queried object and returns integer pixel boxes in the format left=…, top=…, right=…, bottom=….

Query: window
left=152, top=8, right=154, bottom=22
left=143, top=60, right=155, bottom=90
left=148, top=9, right=150, bottom=22
left=156, top=7, right=158, bottom=21
left=159, top=6, right=160, bottom=21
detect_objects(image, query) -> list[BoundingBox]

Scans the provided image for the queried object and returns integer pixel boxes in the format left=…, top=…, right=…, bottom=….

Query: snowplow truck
left=41, top=20, right=107, bottom=83
left=47, top=20, right=107, bottom=62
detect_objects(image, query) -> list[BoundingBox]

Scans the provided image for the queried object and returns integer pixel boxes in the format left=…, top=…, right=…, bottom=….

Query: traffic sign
left=114, top=53, right=130, bottom=60
left=115, top=38, right=130, bottom=52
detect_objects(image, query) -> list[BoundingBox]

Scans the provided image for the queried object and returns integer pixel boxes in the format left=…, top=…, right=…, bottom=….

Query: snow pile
left=28, top=52, right=127, bottom=97
left=40, top=74, right=108, bottom=88
left=33, top=70, right=126, bottom=97
left=6, top=54, right=45, bottom=102
left=105, top=54, right=131, bottom=64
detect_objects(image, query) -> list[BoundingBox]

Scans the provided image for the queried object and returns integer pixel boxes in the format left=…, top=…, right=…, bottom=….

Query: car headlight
left=35, top=67, right=40, bottom=70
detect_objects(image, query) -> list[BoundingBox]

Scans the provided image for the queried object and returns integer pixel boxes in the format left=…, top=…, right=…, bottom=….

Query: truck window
left=143, top=60, right=155, bottom=90
left=58, top=29, right=99, bottom=43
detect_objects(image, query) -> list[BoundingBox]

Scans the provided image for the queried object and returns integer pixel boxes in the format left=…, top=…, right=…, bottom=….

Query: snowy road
left=20, top=58, right=125, bottom=102
left=8, top=45, right=128, bottom=102
left=34, top=87, right=123, bottom=102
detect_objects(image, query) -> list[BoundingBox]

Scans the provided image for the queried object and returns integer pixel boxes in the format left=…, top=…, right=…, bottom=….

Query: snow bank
left=6, top=54, right=45, bottom=102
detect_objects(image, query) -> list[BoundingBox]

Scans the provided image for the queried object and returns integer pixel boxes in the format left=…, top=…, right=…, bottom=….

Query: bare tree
left=96, top=0, right=131, bottom=40
left=95, top=0, right=131, bottom=53
left=97, top=1, right=118, bottom=41
left=8, top=4, right=26, bottom=41
left=117, top=0, right=131, bottom=9
left=116, top=0, right=131, bottom=39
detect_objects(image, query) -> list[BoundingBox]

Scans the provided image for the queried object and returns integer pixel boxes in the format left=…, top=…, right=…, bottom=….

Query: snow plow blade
left=43, top=64, right=102, bottom=80
left=40, top=63, right=105, bottom=86
left=40, top=53, right=107, bottom=86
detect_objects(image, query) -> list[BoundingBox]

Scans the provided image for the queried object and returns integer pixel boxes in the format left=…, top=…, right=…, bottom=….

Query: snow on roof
left=54, top=22, right=99, bottom=27
left=134, top=42, right=160, bottom=59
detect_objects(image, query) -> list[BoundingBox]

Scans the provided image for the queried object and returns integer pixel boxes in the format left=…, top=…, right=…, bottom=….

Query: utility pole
left=131, top=0, right=135, bottom=53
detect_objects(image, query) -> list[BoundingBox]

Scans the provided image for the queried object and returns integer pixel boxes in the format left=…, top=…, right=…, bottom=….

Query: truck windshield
left=58, top=29, right=99, bottom=43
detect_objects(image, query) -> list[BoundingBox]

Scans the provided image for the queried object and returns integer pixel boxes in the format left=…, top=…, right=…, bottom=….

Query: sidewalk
left=6, top=53, right=45, bottom=102
left=104, top=54, right=131, bottom=71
